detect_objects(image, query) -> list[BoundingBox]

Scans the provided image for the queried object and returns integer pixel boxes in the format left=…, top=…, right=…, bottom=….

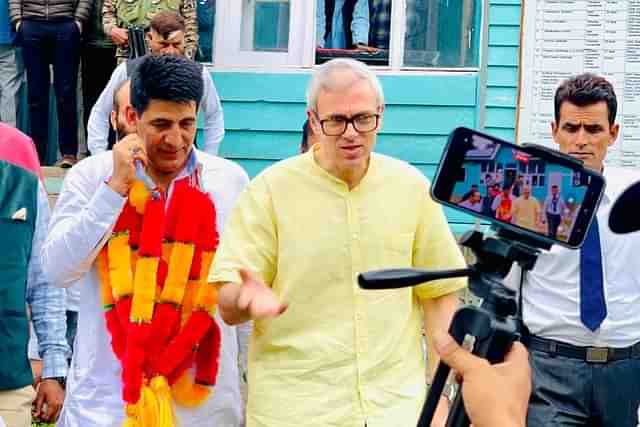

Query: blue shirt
left=317, top=0, right=369, bottom=49
left=29, top=181, right=71, bottom=379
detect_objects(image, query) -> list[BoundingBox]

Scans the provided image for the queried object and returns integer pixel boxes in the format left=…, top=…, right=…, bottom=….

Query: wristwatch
left=45, top=376, right=66, bottom=389
left=442, top=382, right=457, bottom=403
left=427, top=381, right=457, bottom=403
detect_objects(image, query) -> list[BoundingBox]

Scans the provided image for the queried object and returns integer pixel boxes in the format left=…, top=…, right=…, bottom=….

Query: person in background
left=300, top=119, right=319, bottom=153
left=316, top=0, right=377, bottom=51
left=511, top=174, right=524, bottom=198
left=0, top=123, right=69, bottom=426
left=511, top=186, right=541, bottom=231
left=506, top=73, right=640, bottom=427
left=102, top=0, right=198, bottom=62
left=459, top=189, right=482, bottom=213
left=460, top=184, right=479, bottom=202
left=542, top=184, right=566, bottom=238
left=211, top=58, right=466, bottom=427
left=109, top=79, right=136, bottom=142
left=81, top=0, right=118, bottom=154
left=492, top=186, right=514, bottom=222
left=0, top=0, right=23, bottom=128
left=368, top=0, right=391, bottom=50
left=9, top=0, right=90, bottom=167
left=88, top=12, right=224, bottom=155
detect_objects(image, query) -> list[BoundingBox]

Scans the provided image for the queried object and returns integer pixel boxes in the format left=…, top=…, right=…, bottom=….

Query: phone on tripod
left=358, top=127, right=608, bottom=427
left=432, top=127, right=606, bottom=248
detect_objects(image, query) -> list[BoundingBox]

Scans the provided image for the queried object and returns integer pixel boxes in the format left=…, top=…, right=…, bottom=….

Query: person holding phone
left=505, top=73, right=640, bottom=427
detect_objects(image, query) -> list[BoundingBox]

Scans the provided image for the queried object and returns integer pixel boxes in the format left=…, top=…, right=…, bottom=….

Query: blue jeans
left=20, top=19, right=80, bottom=162
left=527, top=348, right=640, bottom=427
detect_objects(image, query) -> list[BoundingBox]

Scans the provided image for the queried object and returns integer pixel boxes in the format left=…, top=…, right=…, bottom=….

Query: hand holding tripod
left=359, top=228, right=547, bottom=427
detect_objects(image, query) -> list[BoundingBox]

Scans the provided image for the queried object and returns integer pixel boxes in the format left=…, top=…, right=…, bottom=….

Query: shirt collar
left=307, top=144, right=376, bottom=192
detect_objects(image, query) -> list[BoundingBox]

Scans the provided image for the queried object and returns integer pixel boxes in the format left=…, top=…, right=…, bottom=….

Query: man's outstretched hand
left=434, top=332, right=531, bottom=427
left=218, top=268, right=288, bottom=325
left=237, top=268, right=288, bottom=319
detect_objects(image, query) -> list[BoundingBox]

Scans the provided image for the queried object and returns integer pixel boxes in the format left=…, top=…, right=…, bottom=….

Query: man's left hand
left=33, top=379, right=64, bottom=422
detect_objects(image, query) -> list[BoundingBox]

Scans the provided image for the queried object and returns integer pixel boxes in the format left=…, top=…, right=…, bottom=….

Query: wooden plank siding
left=483, top=0, right=522, bottom=144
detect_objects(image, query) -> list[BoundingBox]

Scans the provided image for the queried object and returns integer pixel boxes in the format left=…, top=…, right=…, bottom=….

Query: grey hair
left=306, top=58, right=385, bottom=112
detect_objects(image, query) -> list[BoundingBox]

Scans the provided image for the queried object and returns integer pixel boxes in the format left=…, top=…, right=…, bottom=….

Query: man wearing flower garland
left=211, top=58, right=467, bottom=427
left=42, top=54, right=250, bottom=427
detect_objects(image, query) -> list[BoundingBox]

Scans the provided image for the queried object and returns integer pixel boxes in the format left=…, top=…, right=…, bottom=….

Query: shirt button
left=352, top=233, right=358, bottom=239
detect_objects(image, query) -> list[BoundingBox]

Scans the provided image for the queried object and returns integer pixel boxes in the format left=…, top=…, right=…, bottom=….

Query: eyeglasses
left=317, top=113, right=380, bottom=136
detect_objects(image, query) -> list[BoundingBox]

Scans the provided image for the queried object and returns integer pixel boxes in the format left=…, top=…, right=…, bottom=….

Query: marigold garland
left=97, top=176, right=221, bottom=427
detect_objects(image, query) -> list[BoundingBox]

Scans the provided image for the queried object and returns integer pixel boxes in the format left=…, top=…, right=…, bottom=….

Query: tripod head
left=358, top=227, right=545, bottom=427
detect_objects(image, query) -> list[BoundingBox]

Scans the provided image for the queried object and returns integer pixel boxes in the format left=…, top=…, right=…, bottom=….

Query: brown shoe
left=54, top=155, right=77, bottom=169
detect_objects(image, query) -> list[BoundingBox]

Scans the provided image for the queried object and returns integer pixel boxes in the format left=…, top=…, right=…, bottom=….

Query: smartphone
left=432, top=127, right=606, bottom=248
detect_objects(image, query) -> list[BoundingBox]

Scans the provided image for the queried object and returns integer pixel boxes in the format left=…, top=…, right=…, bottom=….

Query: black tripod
left=358, top=228, right=549, bottom=427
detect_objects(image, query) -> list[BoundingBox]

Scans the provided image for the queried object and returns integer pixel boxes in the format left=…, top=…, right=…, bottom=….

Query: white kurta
left=42, top=149, right=251, bottom=427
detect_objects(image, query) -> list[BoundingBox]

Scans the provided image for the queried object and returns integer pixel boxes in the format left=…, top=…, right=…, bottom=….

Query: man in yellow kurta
left=512, top=186, right=541, bottom=232
left=209, top=58, right=467, bottom=427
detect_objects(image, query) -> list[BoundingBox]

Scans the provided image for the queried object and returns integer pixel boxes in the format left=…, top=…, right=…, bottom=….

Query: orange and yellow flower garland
left=96, top=177, right=222, bottom=427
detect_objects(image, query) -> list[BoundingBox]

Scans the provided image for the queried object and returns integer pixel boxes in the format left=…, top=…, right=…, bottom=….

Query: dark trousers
left=65, top=310, right=78, bottom=355
left=527, top=348, right=640, bottom=427
left=21, top=19, right=80, bottom=162
left=546, top=213, right=561, bottom=238
left=81, top=44, right=117, bottom=153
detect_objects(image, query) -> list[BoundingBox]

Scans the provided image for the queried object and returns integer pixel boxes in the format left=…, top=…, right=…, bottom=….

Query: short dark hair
left=301, top=119, right=311, bottom=153
left=554, top=73, right=617, bottom=126
left=150, top=12, right=185, bottom=39
left=130, top=55, right=203, bottom=116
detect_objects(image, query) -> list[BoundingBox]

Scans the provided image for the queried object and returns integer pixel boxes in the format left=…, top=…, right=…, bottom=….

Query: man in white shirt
left=541, top=184, right=567, bottom=238
left=42, top=54, right=249, bottom=427
left=506, top=73, right=640, bottom=427
left=87, top=12, right=224, bottom=156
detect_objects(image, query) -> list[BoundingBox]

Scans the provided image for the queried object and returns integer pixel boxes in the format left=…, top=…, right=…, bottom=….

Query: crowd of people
left=457, top=174, right=578, bottom=240
left=0, top=10, right=638, bottom=427
left=0, top=0, right=216, bottom=169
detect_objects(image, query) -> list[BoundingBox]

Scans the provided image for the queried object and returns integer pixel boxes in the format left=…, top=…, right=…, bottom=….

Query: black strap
left=517, top=267, right=531, bottom=341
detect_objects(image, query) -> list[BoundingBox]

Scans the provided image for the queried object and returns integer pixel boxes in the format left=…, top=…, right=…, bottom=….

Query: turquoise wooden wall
left=484, top=0, right=521, bottom=141
left=207, top=0, right=523, bottom=233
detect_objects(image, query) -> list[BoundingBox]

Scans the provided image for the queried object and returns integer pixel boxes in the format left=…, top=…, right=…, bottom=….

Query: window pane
left=315, top=0, right=390, bottom=66
left=404, top=0, right=480, bottom=68
left=196, top=0, right=215, bottom=62
left=241, top=0, right=290, bottom=52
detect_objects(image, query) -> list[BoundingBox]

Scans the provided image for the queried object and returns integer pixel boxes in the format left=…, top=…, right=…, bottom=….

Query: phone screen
left=432, top=128, right=606, bottom=248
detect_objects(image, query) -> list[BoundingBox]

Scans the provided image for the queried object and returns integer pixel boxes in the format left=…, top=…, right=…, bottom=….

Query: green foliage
left=32, top=418, right=55, bottom=427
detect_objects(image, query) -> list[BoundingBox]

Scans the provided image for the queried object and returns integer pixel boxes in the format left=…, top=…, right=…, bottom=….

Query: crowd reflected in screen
left=450, top=134, right=592, bottom=243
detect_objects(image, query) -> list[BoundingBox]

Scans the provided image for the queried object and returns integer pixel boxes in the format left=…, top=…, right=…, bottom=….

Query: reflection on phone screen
left=450, top=134, right=594, bottom=243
